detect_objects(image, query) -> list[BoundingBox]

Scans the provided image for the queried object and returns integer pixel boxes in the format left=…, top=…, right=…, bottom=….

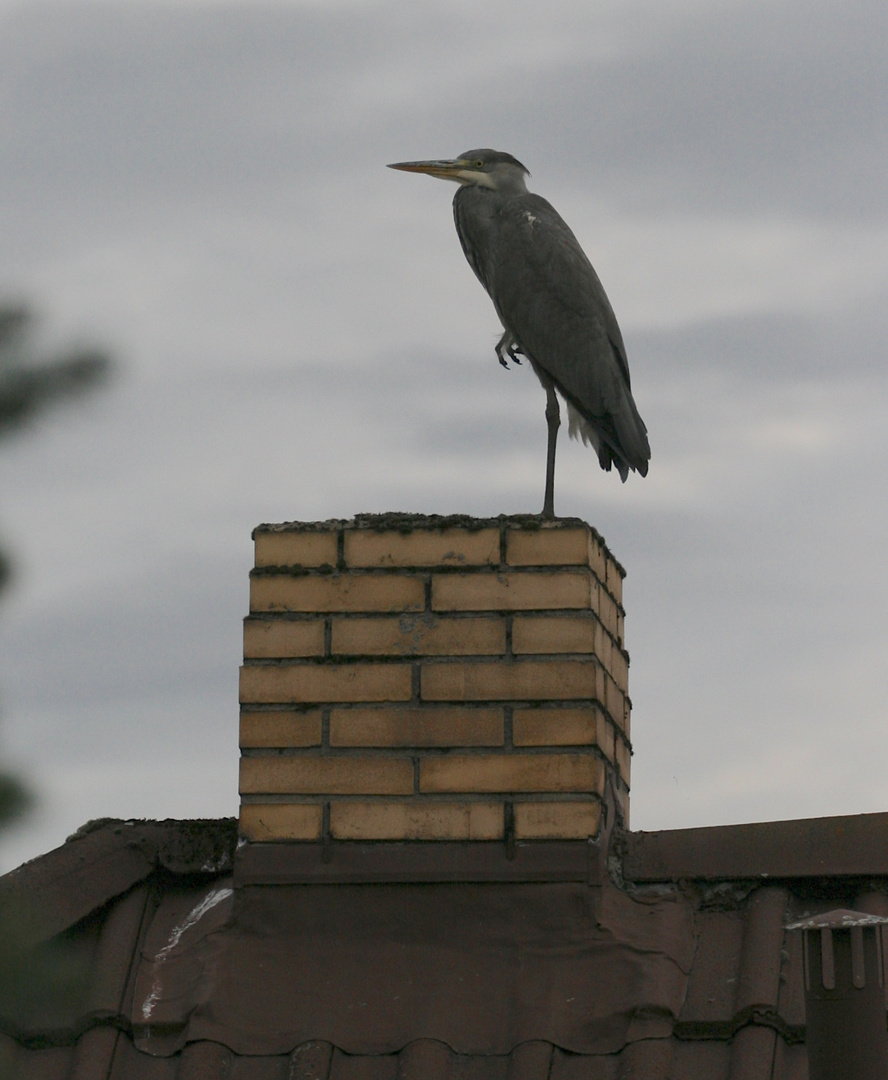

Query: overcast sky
left=1, top=0, right=886, bottom=871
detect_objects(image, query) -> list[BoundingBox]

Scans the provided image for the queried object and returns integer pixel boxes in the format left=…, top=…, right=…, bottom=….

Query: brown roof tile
left=2, top=814, right=888, bottom=1079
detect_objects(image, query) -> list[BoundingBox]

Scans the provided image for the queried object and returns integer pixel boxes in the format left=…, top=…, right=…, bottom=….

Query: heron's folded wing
left=489, top=195, right=649, bottom=471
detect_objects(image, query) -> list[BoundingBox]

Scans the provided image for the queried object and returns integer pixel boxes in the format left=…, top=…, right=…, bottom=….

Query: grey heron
left=388, top=149, right=650, bottom=518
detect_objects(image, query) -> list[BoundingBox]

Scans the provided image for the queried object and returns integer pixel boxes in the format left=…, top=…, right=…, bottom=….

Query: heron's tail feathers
left=566, top=400, right=650, bottom=482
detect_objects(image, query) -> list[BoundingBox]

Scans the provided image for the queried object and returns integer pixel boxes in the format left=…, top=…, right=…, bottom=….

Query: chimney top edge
left=252, top=516, right=624, bottom=577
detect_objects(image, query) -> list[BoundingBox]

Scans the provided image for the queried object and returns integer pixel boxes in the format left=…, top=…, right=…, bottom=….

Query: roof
left=3, top=811, right=888, bottom=1079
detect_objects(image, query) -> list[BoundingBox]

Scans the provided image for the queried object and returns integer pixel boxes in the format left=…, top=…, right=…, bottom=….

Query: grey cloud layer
left=0, top=0, right=886, bottom=868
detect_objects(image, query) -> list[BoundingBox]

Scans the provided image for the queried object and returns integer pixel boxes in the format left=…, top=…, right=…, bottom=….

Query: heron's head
left=388, top=149, right=529, bottom=193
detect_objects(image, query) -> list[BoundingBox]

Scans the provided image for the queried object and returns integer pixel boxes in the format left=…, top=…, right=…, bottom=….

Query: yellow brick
left=239, top=802, right=322, bottom=841
left=514, top=801, right=601, bottom=839
left=605, top=557, right=624, bottom=605
left=512, top=707, right=610, bottom=756
left=254, top=530, right=338, bottom=568
left=243, top=618, right=325, bottom=658
left=331, top=615, right=505, bottom=656
left=505, top=525, right=590, bottom=567
left=598, top=589, right=622, bottom=644
left=239, top=663, right=412, bottom=704
left=511, top=615, right=598, bottom=655
left=344, top=528, right=499, bottom=567
left=599, top=714, right=616, bottom=763
left=421, top=659, right=601, bottom=702
left=250, top=573, right=424, bottom=614
left=239, top=710, right=322, bottom=748
left=419, top=753, right=604, bottom=794
left=594, top=620, right=614, bottom=670
left=432, top=572, right=592, bottom=612
left=611, top=647, right=629, bottom=694
left=615, top=737, right=631, bottom=787
left=615, top=781, right=630, bottom=827
left=330, top=707, right=503, bottom=747
left=604, top=672, right=626, bottom=729
left=586, top=539, right=608, bottom=585
left=330, top=800, right=503, bottom=840
left=239, top=755, right=414, bottom=795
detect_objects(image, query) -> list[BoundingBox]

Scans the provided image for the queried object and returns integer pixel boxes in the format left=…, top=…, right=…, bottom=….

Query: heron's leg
left=542, top=382, right=560, bottom=519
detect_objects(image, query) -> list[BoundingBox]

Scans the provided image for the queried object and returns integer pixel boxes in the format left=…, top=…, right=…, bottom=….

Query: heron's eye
left=474, top=160, right=484, bottom=169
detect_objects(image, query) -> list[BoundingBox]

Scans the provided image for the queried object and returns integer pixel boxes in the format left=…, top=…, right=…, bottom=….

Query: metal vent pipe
left=787, top=910, right=888, bottom=1080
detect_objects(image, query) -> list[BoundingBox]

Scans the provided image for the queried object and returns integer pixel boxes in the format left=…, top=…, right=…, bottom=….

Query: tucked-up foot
left=495, top=332, right=524, bottom=368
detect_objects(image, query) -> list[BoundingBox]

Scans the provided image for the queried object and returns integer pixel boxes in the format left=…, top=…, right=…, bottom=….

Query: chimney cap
left=254, top=511, right=605, bottom=538
left=786, top=908, right=888, bottom=931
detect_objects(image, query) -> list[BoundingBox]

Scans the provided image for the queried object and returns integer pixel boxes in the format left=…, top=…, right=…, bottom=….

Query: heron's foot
left=495, top=335, right=525, bottom=368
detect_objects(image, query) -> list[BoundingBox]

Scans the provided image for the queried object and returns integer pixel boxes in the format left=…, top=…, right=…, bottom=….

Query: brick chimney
left=238, top=515, right=631, bottom=847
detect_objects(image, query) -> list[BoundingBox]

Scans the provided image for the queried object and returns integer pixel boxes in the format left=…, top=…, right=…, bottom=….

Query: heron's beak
left=387, top=158, right=471, bottom=182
